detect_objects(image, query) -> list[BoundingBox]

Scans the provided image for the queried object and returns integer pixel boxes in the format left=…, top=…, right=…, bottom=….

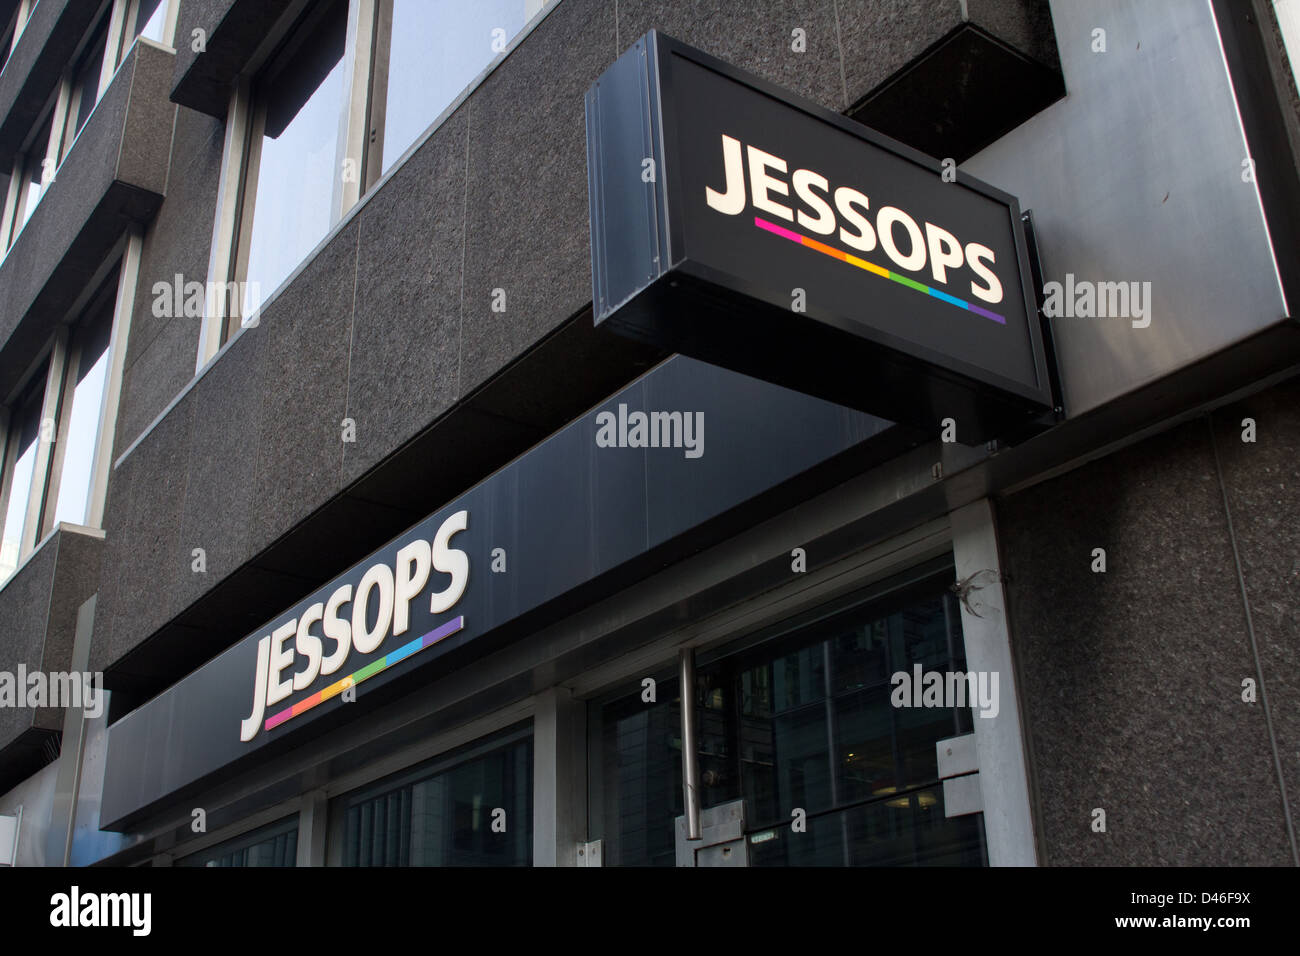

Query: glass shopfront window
left=335, top=724, right=532, bottom=866
left=589, top=562, right=987, bottom=866
left=178, top=816, right=299, bottom=867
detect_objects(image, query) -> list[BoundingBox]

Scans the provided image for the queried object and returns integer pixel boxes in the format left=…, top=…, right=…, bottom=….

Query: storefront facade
left=1, top=0, right=1298, bottom=869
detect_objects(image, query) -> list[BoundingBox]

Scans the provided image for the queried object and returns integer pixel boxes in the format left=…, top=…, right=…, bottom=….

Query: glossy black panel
left=101, top=355, right=889, bottom=828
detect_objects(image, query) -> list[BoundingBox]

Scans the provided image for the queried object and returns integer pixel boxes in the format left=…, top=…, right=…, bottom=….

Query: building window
left=104, top=0, right=179, bottom=71
left=131, top=0, right=170, bottom=47
left=334, top=724, right=532, bottom=866
left=372, top=0, right=543, bottom=175
left=61, top=8, right=112, bottom=159
left=0, top=5, right=21, bottom=75
left=199, top=0, right=556, bottom=364
left=48, top=281, right=116, bottom=527
left=0, top=363, right=49, bottom=582
left=229, top=0, right=349, bottom=334
left=0, top=238, right=139, bottom=588
left=177, top=816, right=299, bottom=867
left=1277, top=0, right=1300, bottom=86
left=588, top=563, right=987, bottom=866
left=5, top=108, right=55, bottom=246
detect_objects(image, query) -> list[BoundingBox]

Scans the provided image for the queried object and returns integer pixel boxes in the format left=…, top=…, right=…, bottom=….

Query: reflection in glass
left=135, top=0, right=168, bottom=45
left=381, top=0, right=536, bottom=172
left=748, top=785, right=984, bottom=866
left=0, top=368, right=47, bottom=582
left=52, top=295, right=114, bottom=527
left=64, top=14, right=110, bottom=160
left=178, top=816, right=298, bottom=867
left=12, top=113, right=53, bottom=242
left=241, top=1, right=347, bottom=314
left=341, top=731, right=532, bottom=866
left=592, top=572, right=986, bottom=866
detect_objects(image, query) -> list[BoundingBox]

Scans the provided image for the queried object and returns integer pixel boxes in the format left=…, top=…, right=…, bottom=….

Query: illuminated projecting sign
left=585, top=32, right=1055, bottom=442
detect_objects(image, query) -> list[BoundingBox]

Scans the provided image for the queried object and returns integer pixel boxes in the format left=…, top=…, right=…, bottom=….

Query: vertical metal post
left=296, top=790, right=328, bottom=867
left=161, top=0, right=181, bottom=48
left=336, top=0, right=379, bottom=220
left=198, top=79, right=252, bottom=369
left=950, top=498, right=1039, bottom=865
left=822, top=641, right=850, bottom=866
left=679, top=648, right=701, bottom=841
left=21, top=332, right=67, bottom=555
left=532, top=687, right=587, bottom=866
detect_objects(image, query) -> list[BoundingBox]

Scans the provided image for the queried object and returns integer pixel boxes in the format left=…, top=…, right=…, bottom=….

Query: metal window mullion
left=85, top=228, right=142, bottom=528
left=41, top=338, right=82, bottom=537
left=0, top=158, right=23, bottom=250
left=60, top=86, right=84, bottom=163
left=198, top=78, right=254, bottom=369
left=226, top=101, right=266, bottom=340
left=103, top=0, right=132, bottom=84
left=366, top=0, right=393, bottom=191
left=41, top=80, right=73, bottom=197
left=336, top=0, right=379, bottom=219
left=20, top=332, right=68, bottom=557
left=679, top=647, right=701, bottom=842
left=161, top=0, right=180, bottom=48
left=0, top=407, right=12, bottom=542
left=11, top=0, right=30, bottom=56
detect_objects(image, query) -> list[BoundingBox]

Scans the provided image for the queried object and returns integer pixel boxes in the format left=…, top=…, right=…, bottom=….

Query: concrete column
left=532, top=687, right=586, bottom=866
left=950, top=498, right=1038, bottom=866
left=296, top=790, right=328, bottom=866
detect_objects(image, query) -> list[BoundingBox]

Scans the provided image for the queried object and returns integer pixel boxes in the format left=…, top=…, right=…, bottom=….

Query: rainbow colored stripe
left=752, top=216, right=1006, bottom=324
left=263, top=615, right=466, bottom=733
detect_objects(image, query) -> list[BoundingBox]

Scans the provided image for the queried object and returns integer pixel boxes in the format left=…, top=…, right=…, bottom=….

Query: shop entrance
left=588, top=558, right=988, bottom=867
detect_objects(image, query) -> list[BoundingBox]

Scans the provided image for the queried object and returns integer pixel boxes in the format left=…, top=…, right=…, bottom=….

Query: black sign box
left=585, top=32, right=1055, bottom=443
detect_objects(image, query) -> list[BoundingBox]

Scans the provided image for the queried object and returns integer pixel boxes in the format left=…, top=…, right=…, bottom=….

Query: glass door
left=588, top=560, right=988, bottom=867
